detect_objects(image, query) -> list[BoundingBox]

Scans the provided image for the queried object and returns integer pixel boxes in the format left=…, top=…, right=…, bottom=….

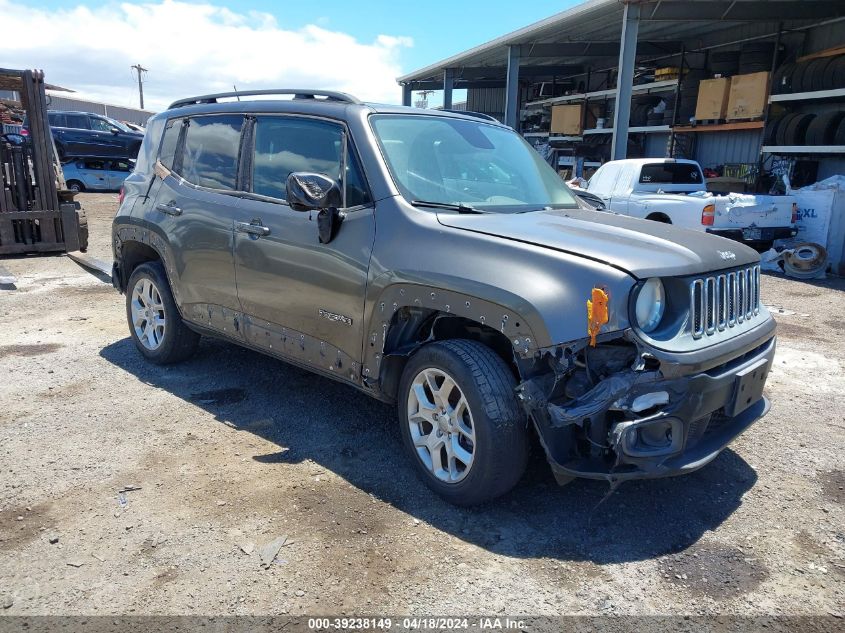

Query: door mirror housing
left=285, top=172, right=342, bottom=212
left=109, top=126, right=120, bottom=134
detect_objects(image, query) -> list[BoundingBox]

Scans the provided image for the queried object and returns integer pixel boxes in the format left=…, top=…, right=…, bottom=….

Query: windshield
left=370, top=114, right=577, bottom=212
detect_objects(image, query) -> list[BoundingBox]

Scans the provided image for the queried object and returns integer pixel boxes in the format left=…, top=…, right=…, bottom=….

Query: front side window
left=587, top=165, right=619, bottom=195
left=110, top=160, right=132, bottom=172
left=179, top=115, right=244, bottom=190
left=90, top=117, right=113, bottom=132
left=250, top=116, right=370, bottom=207
left=370, top=114, right=577, bottom=212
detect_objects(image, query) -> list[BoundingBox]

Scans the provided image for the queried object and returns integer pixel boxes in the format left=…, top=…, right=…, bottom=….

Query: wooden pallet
left=692, top=118, right=726, bottom=126
left=0, top=206, right=80, bottom=255
left=725, top=116, right=764, bottom=123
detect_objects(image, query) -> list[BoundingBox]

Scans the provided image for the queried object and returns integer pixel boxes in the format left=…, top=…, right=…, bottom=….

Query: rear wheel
left=66, top=180, right=84, bottom=193
left=398, top=339, right=528, bottom=506
left=125, top=261, right=199, bottom=364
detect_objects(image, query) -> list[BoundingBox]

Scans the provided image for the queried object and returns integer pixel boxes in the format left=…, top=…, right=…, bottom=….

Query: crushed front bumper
left=529, top=331, right=776, bottom=484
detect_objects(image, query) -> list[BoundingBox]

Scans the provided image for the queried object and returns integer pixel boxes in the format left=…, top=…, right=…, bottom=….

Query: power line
left=131, top=64, right=148, bottom=109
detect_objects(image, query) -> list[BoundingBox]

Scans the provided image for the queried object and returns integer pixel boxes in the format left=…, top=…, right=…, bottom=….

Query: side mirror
left=285, top=172, right=345, bottom=244
left=109, top=127, right=120, bottom=134
left=285, top=172, right=341, bottom=211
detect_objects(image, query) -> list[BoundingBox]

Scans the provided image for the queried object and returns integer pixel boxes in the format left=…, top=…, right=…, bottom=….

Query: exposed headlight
left=635, top=278, right=665, bottom=333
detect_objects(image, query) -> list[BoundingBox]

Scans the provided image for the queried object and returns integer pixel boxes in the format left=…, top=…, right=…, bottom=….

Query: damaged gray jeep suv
left=112, top=89, right=775, bottom=506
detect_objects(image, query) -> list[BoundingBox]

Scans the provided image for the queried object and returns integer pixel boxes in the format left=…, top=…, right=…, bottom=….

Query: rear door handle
left=235, top=221, right=270, bottom=237
left=156, top=202, right=182, bottom=216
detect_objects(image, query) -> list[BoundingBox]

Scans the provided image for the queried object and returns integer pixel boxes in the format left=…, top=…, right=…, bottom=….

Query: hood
left=437, top=207, right=759, bottom=279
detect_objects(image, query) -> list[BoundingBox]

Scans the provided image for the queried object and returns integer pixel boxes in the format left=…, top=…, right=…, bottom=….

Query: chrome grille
left=691, top=265, right=760, bottom=339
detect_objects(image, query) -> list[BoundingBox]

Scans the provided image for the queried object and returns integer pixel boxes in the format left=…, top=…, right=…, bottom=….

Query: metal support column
left=504, top=45, right=520, bottom=129
left=611, top=1, right=640, bottom=160
left=443, top=69, right=454, bottom=110
left=402, top=83, right=412, bottom=107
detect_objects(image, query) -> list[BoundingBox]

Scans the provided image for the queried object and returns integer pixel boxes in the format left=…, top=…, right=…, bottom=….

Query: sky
left=2, top=0, right=579, bottom=112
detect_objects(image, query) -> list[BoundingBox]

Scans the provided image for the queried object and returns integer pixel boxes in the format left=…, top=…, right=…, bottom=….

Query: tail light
left=118, top=186, right=125, bottom=205
left=701, top=204, right=715, bottom=226
left=20, top=128, right=28, bottom=136
left=791, top=202, right=799, bottom=224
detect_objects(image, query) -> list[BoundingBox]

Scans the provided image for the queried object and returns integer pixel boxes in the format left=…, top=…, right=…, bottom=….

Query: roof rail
left=439, top=109, right=500, bottom=123
left=168, top=89, right=362, bottom=109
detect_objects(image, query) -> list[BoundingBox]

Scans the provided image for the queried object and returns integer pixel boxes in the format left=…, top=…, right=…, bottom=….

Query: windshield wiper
left=410, top=200, right=484, bottom=214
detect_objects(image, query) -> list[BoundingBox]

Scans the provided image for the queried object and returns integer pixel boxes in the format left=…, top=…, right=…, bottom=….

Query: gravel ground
left=0, top=193, right=843, bottom=616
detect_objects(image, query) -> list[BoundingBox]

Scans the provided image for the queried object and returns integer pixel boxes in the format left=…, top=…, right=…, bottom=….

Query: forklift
left=1, top=68, right=87, bottom=255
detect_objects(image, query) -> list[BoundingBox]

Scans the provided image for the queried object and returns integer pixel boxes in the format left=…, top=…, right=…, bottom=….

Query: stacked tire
left=739, top=42, right=777, bottom=74
left=766, top=111, right=845, bottom=146
left=677, top=69, right=705, bottom=124
left=710, top=50, right=740, bottom=77
left=772, top=55, right=845, bottom=94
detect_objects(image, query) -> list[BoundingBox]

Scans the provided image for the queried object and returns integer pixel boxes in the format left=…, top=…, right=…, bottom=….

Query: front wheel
left=125, top=261, right=199, bottom=364
left=397, top=339, right=528, bottom=506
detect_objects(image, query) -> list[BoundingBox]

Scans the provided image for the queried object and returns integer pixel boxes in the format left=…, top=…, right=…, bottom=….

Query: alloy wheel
left=130, top=277, right=166, bottom=350
left=406, top=367, right=476, bottom=483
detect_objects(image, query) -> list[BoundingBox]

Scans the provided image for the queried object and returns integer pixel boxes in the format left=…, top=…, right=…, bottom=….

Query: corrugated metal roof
left=399, top=0, right=844, bottom=83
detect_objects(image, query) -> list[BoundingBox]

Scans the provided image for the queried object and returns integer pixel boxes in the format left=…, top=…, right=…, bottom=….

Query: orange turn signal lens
left=587, top=287, right=609, bottom=347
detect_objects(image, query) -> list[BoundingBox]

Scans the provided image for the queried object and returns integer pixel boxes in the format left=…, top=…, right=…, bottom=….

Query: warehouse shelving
left=761, top=145, right=845, bottom=154
left=544, top=125, right=670, bottom=142
left=768, top=87, right=845, bottom=103
left=524, top=78, right=678, bottom=108
left=673, top=121, right=765, bottom=133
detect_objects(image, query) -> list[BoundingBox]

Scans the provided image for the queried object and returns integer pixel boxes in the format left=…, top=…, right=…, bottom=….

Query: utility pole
left=131, top=64, right=147, bottom=109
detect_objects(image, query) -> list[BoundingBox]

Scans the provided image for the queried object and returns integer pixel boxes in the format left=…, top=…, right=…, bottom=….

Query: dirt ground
left=0, top=193, right=843, bottom=616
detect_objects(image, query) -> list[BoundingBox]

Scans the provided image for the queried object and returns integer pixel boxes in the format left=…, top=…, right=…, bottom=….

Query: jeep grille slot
left=690, top=265, right=760, bottom=339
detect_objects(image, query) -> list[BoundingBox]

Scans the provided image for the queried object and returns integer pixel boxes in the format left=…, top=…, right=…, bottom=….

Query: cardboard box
left=695, top=77, right=731, bottom=121
left=727, top=72, right=770, bottom=120
left=550, top=104, right=583, bottom=135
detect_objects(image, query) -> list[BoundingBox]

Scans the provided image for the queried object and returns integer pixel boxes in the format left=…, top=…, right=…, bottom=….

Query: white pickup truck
left=579, top=158, right=798, bottom=250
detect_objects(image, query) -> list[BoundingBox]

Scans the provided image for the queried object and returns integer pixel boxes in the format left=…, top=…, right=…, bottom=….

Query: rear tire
left=125, top=261, right=199, bottom=364
left=397, top=339, right=528, bottom=506
left=66, top=180, right=84, bottom=193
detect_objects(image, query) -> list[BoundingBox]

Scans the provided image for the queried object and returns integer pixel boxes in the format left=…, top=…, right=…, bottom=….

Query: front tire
left=397, top=339, right=528, bottom=506
left=126, top=261, right=199, bottom=364
left=66, top=180, right=84, bottom=193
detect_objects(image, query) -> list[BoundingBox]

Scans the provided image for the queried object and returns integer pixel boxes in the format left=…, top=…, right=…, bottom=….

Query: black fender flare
left=113, top=220, right=177, bottom=297
left=362, top=277, right=551, bottom=390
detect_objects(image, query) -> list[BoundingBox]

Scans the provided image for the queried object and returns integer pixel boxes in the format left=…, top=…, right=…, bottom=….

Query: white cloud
left=0, top=0, right=412, bottom=111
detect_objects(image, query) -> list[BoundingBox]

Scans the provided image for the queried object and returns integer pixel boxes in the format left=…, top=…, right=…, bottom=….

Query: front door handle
left=156, top=202, right=182, bottom=216
left=235, top=221, right=270, bottom=237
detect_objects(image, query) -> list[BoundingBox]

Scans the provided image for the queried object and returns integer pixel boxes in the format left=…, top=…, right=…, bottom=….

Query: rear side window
left=251, top=116, right=370, bottom=206
left=158, top=118, right=183, bottom=170
left=639, top=162, right=703, bottom=185
left=179, top=115, right=244, bottom=190
left=64, top=114, right=89, bottom=130
left=48, top=113, right=65, bottom=127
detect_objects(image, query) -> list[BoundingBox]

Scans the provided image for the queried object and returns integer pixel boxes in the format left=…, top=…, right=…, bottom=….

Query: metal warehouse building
left=398, top=0, right=845, bottom=184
